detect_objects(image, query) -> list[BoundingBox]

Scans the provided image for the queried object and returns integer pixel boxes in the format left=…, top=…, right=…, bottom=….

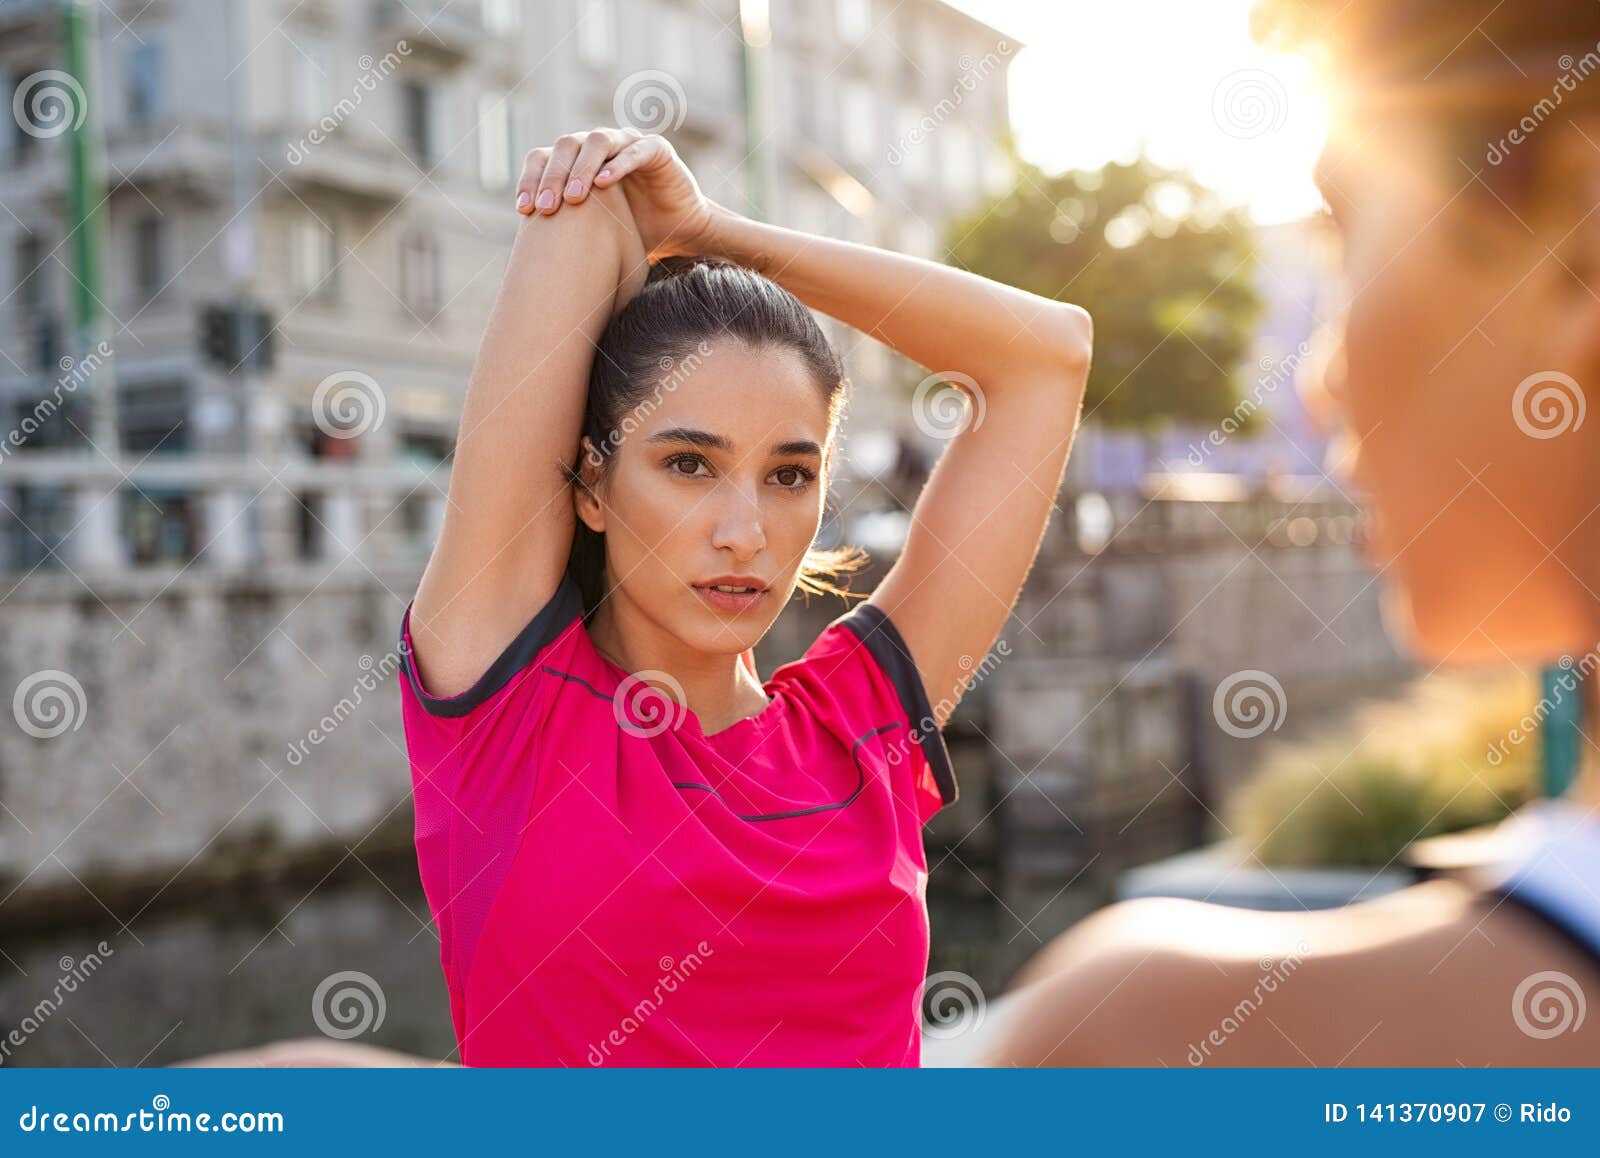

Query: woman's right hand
left=514, top=127, right=718, bottom=261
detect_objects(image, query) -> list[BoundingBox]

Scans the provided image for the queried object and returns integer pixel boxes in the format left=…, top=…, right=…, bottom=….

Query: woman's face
left=1306, top=108, right=1600, bottom=664
left=578, top=338, right=834, bottom=656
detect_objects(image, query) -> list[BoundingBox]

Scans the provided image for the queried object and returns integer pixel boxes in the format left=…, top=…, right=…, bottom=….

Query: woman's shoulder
left=398, top=571, right=587, bottom=723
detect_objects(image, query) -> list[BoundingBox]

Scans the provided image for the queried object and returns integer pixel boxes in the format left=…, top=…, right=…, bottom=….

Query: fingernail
left=597, top=167, right=612, bottom=180
left=536, top=189, right=557, bottom=211
left=516, top=190, right=532, bottom=210
left=565, top=179, right=583, bottom=199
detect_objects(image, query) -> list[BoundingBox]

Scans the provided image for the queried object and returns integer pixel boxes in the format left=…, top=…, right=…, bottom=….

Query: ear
left=573, top=436, right=607, bottom=534
left=1540, top=120, right=1600, bottom=371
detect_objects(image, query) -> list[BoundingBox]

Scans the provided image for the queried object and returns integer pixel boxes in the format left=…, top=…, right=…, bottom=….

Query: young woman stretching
left=396, top=126, right=1093, bottom=1066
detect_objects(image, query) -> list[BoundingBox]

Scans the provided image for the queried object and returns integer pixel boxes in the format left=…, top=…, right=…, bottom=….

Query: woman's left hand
left=514, top=127, right=717, bottom=261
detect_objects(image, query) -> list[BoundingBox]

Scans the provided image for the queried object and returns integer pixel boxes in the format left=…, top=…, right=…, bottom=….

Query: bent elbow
left=1054, top=304, right=1093, bottom=375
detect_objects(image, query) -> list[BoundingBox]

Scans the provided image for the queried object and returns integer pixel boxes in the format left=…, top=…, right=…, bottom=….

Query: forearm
left=461, top=186, right=646, bottom=443
left=699, top=201, right=1090, bottom=386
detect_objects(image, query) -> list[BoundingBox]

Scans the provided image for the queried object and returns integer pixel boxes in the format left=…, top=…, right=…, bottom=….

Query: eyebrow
left=642, top=426, right=821, bottom=458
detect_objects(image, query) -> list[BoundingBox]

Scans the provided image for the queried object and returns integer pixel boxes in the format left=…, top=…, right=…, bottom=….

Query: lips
left=692, top=576, right=769, bottom=615
left=693, top=575, right=768, bottom=595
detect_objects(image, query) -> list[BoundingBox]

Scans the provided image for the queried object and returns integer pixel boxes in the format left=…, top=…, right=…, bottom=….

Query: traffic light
left=201, top=305, right=233, bottom=367
left=198, top=304, right=275, bottom=372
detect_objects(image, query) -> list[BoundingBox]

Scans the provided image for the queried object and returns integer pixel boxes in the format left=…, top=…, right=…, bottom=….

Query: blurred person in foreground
left=986, top=0, right=1600, bottom=1066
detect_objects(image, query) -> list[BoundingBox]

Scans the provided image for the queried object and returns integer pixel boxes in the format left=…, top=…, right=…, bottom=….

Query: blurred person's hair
left=564, top=255, right=867, bottom=620
left=1254, top=0, right=1600, bottom=203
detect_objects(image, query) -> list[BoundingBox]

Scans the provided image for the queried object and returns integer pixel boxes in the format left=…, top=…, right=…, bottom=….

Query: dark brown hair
left=564, top=255, right=868, bottom=620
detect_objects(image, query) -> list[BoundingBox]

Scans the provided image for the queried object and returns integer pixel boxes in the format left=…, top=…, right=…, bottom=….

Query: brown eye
left=666, top=453, right=707, bottom=477
left=771, top=465, right=816, bottom=490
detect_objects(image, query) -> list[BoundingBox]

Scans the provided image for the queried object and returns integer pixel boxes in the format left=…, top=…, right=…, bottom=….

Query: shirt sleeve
left=802, top=598, right=960, bottom=826
left=394, top=573, right=585, bottom=1041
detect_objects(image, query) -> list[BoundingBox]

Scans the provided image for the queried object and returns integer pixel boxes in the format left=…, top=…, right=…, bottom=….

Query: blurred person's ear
left=1528, top=117, right=1600, bottom=376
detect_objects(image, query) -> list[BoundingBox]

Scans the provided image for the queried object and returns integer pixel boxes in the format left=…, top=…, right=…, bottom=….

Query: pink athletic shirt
left=395, top=573, right=958, bottom=1067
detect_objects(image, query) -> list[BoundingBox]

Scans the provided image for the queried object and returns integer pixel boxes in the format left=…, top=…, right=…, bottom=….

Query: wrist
left=696, top=201, right=741, bottom=259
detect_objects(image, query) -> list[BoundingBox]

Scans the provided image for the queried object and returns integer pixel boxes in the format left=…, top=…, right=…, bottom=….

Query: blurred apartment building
left=0, top=0, right=1016, bottom=571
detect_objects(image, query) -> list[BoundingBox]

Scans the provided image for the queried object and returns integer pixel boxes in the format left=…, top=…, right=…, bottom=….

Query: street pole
left=62, top=0, right=121, bottom=568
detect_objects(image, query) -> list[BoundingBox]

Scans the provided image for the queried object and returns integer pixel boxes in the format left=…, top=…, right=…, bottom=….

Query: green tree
left=946, top=154, right=1262, bottom=433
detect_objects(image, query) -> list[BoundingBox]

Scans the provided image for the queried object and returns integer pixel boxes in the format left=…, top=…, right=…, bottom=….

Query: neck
left=587, top=589, right=767, bottom=735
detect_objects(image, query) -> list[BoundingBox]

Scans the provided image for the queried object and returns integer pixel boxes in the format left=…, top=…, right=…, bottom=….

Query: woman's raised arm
left=699, top=207, right=1092, bottom=723
left=407, top=133, right=648, bottom=699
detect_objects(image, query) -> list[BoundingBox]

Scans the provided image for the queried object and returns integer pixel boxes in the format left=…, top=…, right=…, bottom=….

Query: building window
left=482, top=0, right=519, bottom=35
left=291, top=214, right=338, bottom=300
left=15, top=233, right=46, bottom=313
left=401, top=81, right=435, bottom=166
left=940, top=123, right=976, bottom=194
left=126, top=40, right=163, bottom=126
left=836, top=0, right=871, bottom=43
left=478, top=91, right=512, bottom=190
left=577, top=0, right=614, bottom=67
left=840, top=80, right=875, bottom=162
left=895, top=104, right=929, bottom=181
left=400, top=231, right=442, bottom=319
left=291, top=37, right=334, bottom=125
left=133, top=217, right=165, bottom=303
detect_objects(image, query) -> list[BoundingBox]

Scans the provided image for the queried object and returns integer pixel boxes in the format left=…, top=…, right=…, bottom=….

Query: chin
left=1386, top=579, right=1596, bottom=668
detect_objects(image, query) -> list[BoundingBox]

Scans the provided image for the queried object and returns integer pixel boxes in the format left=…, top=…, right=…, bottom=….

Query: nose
left=709, top=479, right=766, bottom=560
